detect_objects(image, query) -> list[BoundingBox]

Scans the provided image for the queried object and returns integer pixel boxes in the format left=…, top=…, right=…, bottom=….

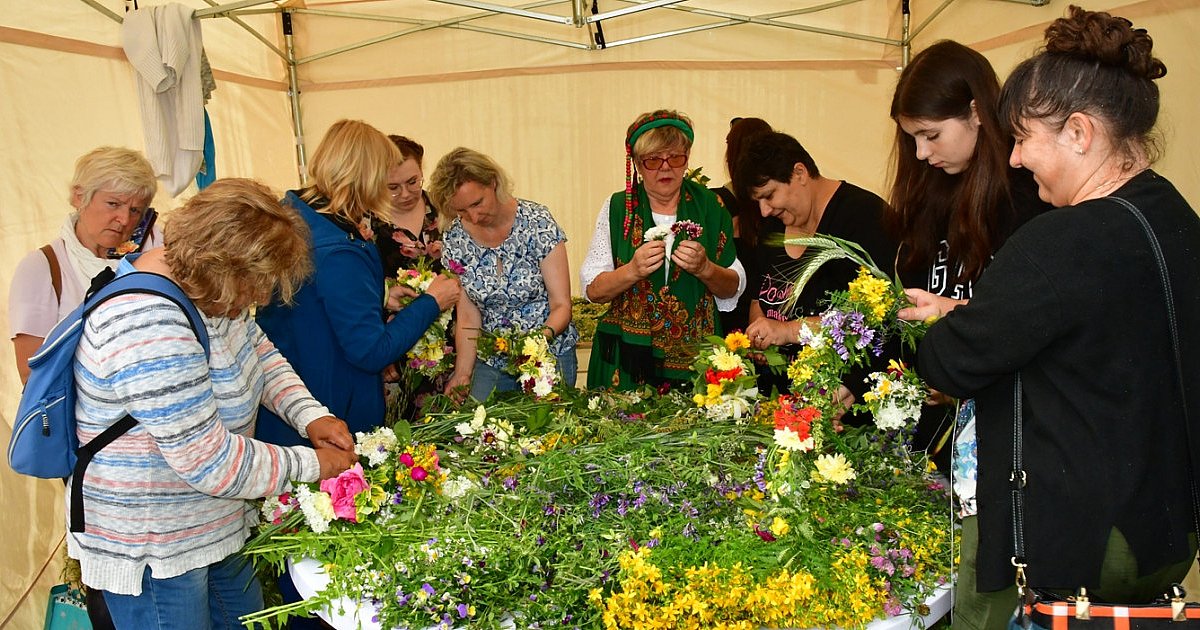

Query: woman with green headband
left=580, top=109, right=745, bottom=390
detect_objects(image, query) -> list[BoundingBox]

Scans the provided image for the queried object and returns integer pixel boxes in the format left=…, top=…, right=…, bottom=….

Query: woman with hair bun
left=912, top=7, right=1200, bottom=627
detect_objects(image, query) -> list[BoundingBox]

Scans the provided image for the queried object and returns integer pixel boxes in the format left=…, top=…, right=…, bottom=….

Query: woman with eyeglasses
left=373, top=135, right=444, bottom=277
left=580, top=109, right=745, bottom=390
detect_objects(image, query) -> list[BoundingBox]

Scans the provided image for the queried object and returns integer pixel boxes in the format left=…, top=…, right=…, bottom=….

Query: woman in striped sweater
left=69, top=178, right=358, bottom=630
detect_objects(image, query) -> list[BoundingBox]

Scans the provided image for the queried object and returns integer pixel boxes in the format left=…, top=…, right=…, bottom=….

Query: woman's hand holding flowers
left=386, top=283, right=419, bottom=311
left=425, top=274, right=461, bottom=311
left=306, top=415, right=355, bottom=452
left=629, top=239, right=666, bottom=279
left=315, top=446, right=359, bottom=480
left=745, top=317, right=794, bottom=350
left=671, top=239, right=710, bottom=275
left=897, top=288, right=965, bottom=324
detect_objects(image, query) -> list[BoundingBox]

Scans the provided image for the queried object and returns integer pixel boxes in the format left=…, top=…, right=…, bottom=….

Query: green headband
left=627, top=117, right=694, bottom=150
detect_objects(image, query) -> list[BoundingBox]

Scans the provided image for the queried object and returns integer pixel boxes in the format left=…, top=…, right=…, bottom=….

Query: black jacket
left=918, top=170, right=1200, bottom=591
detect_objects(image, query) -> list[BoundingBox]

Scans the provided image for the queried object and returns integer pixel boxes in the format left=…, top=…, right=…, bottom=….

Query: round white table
left=290, top=557, right=952, bottom=630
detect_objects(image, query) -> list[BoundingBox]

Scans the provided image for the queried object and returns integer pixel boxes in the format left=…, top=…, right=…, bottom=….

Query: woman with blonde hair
left=430, top=147, right=577, bottom=401
left=256, top=119, right=459, bottom=444
left=71, top=177, right=357, bottom=629
left=9, top=146, right=160, bottom=384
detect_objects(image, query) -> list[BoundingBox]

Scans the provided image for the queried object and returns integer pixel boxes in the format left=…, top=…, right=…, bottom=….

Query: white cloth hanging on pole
left=121, top=3, right=205, bottom=197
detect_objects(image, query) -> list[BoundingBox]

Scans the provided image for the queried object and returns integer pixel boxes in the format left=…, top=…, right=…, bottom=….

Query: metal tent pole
left=282, top=10, right=307, bottom=186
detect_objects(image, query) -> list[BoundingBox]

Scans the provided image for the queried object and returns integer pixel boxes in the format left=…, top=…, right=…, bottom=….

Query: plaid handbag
left=1010, top=198, right=1200, bottom=630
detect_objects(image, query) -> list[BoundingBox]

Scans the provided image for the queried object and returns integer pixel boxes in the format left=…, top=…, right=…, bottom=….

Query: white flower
left=587, top=396, right=601, bottom=411
left=441, top=474, right=477, bottom=500
left=774, top=428, right=815, bottom=452
left=643, top=225, right=671, bottom=242
left=295, top=485, right=334, bottom=533
left=874, top=399, right=919, bottom=431
left=355, top=427, right=398, bottom=467
left=532, top=377, right=553, bottom=398
left=473, top=404, right=487, bottom=423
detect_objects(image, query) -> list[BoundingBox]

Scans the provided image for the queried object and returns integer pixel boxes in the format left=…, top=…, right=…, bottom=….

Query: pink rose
left=411, top=466, right=428, bottom=481
left=319, top=463, right=369, bottom=522
left=399, top=452, right=415, bottom=467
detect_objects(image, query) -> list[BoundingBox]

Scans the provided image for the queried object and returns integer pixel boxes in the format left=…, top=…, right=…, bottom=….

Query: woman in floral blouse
left=429, top=147, right=578, bottom=402
left=373, top=134, right=444, bottom=277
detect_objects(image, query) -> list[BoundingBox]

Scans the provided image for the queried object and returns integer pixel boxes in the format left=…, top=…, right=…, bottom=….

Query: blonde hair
left=70, top=147, right=157, bottom=208
left=628, top=109, right=694, bottom=160
left=164, top=178, right=313, bottom=316
left=302, top=119, right=401, bottom=225
left=427, top=147, right=515, bottom=224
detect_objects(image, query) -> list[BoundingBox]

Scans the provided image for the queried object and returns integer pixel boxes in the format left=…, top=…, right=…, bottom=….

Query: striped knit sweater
left=68, top=291, right=328, bottom=596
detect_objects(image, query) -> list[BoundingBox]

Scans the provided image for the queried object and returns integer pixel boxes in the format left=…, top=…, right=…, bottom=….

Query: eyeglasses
left=390, top=176, right=424, bottom=197
left=639, top=154, right=688, bottom=170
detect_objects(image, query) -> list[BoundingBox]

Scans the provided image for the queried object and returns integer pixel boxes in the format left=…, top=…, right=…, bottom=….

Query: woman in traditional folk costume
left=581, top=109, right=745, bottom=390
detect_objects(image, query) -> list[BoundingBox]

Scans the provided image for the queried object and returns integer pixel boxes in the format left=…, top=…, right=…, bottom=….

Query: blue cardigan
left=256, top=191, right=440, bottom=446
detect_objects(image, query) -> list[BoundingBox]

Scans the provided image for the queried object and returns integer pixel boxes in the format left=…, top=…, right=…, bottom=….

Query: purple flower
left=422, top=583, right=436, bottom=596
left=457, top=603, right=469, bottom=618
left=589, top=493, right=611, bottom=517
left=503, top=476, right=518, bottom=490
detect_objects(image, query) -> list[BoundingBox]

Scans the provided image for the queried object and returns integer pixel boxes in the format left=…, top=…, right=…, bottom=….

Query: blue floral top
left=443, top=199, right=578, bottom=369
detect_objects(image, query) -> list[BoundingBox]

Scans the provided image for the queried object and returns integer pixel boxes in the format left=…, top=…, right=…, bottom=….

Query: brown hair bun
left=1045, top=5, right=1166, bottom=80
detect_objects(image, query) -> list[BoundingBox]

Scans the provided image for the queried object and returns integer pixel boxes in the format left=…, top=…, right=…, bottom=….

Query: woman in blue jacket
left=256, top=119, right=460, bottom=446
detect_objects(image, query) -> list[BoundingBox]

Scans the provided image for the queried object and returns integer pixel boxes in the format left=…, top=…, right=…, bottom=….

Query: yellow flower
left=847, top=267, right=895, bottom=323
left=495, top=337, right=509, bottom=352
left=770, top=516, right=791, bottom=537
left=813, top=453, right=856, bottom=484
left=724, top=331, right=751, bottom=352
left=710, top=348, right=744, bottom=372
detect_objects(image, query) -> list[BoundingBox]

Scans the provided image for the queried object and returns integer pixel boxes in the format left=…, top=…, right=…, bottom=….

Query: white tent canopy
left=2, top=0, right=1197, bottom=624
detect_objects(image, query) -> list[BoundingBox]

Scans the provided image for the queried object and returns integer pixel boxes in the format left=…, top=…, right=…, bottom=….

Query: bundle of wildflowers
left=390, top=257, right=462, bottom=378
left=858, top=360, right=928, bottom=433
left=474, top=327, right=560, bottom=398
left=690, top=331, right=784, bottom=420
left=642, top=220, right=704, bottom=290
left=245, top=385, right=954, bottom=630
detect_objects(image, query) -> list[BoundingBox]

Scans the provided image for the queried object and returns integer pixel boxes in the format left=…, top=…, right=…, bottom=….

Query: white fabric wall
left=1, top=0, right=1197, bottom=625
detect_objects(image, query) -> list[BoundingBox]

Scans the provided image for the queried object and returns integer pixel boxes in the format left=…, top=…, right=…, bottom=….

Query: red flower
left=411, top=466, right=428, bottom=481
left=773, top=395, right=820, bottom=442
left=705, top=367, right=744, bottom=384
left=755, top=527, right=777, bottom=542
left=399, top=452, right=415, bottom=467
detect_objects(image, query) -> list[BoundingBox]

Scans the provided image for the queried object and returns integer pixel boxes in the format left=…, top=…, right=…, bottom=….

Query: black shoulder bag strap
left=1010, top=196, right=1199, bottom=610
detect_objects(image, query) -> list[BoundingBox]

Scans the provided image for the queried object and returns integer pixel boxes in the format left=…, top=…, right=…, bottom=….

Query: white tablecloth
left=290, top=557, right=952, bottom=630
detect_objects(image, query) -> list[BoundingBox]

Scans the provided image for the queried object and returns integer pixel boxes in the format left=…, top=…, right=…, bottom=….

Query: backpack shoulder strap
left=85, top=272, right=210, bottom=357
left=68, top=272, right=210, bottom=533
left=40, top=244, right=62, bottom=306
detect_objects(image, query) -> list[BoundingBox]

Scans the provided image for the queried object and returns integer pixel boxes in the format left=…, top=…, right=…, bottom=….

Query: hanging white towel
left=121, top=4, right=205, bottom=197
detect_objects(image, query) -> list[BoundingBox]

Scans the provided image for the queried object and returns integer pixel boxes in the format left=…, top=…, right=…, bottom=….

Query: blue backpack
left=8, top=268, right=209, bottom=532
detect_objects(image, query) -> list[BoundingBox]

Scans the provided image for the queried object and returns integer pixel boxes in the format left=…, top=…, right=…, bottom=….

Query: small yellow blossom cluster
left=786, top=345, right=824, bottom=386
left=594, top=547, right=895, bottom=630
left=847, top=267, right=895, bottom=325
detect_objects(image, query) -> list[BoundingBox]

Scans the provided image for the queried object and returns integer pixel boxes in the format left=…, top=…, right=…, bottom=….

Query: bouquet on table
left=474, top=326, right=559, bottom=398
left=643, top=219, right=703, bottom=289
left=690, top=331, right=785, bottom=420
